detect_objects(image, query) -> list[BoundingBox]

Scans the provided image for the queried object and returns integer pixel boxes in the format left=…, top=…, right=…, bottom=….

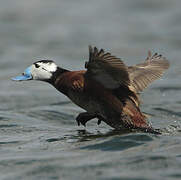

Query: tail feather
left=122, top=99, right=157, bottom=133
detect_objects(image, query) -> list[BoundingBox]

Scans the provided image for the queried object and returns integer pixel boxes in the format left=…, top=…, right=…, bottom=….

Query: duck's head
left=12, top=60, right=58, bottom=82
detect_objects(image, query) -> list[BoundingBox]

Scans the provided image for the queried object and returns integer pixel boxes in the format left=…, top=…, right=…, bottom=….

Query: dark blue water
left=0, top=0, right=181, bottom=179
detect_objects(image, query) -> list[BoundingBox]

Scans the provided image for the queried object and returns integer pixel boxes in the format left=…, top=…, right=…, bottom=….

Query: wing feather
left=85, top=46, right=130, bottom=89
left=128, top=51, right=169, bottom=92
left=85, top=46, right=169, bottom=94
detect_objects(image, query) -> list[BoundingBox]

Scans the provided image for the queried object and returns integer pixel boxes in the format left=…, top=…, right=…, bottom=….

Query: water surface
left=0, top=0, right=181, bottom=179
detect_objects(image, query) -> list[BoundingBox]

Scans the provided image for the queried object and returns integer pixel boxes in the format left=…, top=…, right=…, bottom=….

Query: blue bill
left=12, top=66, right=32, bottom=81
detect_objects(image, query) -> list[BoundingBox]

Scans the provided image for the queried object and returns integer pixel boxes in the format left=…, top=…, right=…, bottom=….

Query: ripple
left=80, top=133, right=153, bottom=151
left=0, top=141, right=20, bottom=145
left=46, top=137, right=65, bottom=142
left=153, top=86, right=181, bottom=92
left=103, top=178, right=148, bottom=180
left=153, top=107, right=181, bottom=117
left=50, top=101, right=72, bottom=106
left=0, top=124, right=18, bottom=128
left=28, top=109, right=75, bottom=124
left=0, top=116, right=8, bottom=121
left=168, top=174, right=181, bottom=178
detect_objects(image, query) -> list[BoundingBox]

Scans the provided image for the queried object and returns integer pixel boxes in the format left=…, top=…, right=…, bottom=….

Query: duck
left=12, top=46, right=169, bottom=134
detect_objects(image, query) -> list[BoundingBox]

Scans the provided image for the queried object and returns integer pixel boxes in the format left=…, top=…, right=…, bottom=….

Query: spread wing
left=128, top=51, right=169, bottom=92
left=85, top=46, right=130, bottom=89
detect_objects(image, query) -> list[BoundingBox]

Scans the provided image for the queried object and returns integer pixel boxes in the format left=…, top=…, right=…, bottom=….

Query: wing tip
left=88, top=45, right=106, bottom=59
left=146, top=50, right=170, bottom=69
left=147, top=50, right=152, bottom=59
left=88, top=45, right=93, bottom=53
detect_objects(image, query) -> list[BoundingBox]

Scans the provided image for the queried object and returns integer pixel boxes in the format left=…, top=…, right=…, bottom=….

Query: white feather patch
left=31, top=62, right=57, bottom=80
left=36, top=62, right=57, bottom=72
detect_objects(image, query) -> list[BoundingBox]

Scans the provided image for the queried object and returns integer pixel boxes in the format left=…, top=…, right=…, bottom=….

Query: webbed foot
left=76, top=112, right=96, bottom=127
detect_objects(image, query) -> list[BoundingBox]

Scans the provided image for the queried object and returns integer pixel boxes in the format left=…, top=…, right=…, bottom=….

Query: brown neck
left=46, top=67, right=69, bottom=84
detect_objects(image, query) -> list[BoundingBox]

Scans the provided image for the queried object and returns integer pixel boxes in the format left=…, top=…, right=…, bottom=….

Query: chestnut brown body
left=48, top=47, right=169, bottom=134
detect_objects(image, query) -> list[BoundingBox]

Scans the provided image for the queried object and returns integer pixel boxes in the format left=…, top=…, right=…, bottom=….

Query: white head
left=32, top=60, right=58, bottom=80
left=12, top=60, right=58, bottom=81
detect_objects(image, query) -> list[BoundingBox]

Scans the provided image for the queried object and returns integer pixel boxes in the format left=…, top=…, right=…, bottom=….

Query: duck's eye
left=35, top=64, right=40, bottom=68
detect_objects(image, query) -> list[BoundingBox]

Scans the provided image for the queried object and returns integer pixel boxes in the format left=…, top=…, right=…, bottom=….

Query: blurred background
left=0, top=0, right=181, bottom=180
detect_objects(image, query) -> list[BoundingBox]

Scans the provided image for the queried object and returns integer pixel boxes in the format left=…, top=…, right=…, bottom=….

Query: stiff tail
left=122, top=99, right=160, bottom=134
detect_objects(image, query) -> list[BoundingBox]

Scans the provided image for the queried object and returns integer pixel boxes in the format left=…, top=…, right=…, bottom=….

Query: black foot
left=97, top=115, right=105, bottom=125
left=97, top=119, right=101, bottom=125
left=76, top=112, right=96, bottom=127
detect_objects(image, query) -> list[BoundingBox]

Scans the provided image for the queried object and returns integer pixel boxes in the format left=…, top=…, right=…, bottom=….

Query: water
left=0, top=0, right=181, bottom=179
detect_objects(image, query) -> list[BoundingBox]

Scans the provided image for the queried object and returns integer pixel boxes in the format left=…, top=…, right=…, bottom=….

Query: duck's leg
left=97, top=115, right=105, bottom=125
left=76, top=112, right=104, bottom=127
left=76, top=112, right=96, bottom=126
